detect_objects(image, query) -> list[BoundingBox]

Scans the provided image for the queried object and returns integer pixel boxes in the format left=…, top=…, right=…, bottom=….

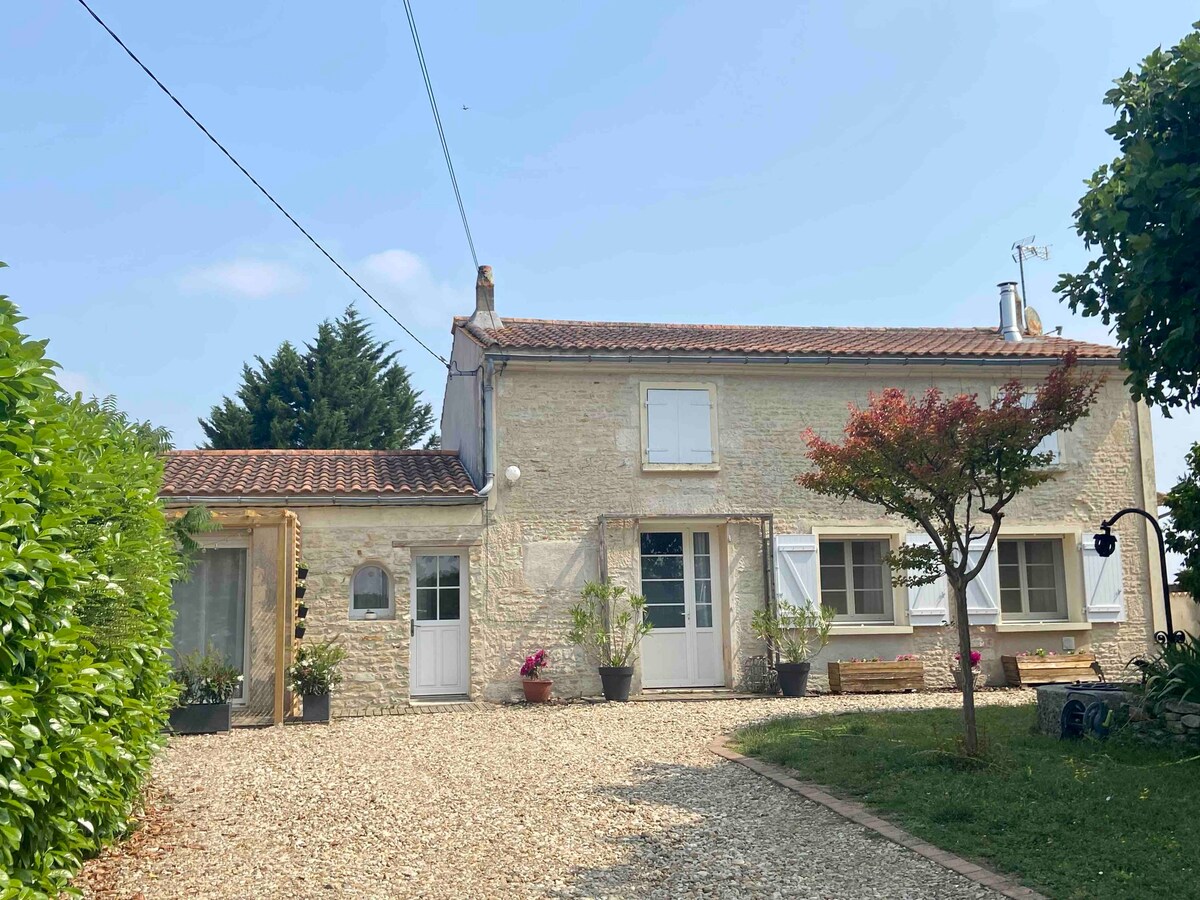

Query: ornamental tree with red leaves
left=796, top=351, right=1102, bottom=755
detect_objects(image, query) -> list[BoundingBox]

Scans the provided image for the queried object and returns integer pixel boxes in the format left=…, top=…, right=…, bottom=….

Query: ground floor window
left=351, top=564, right=393, bottom=620
left=818, top=538, right=893, bottom=622
left=171, top=545, right=248, bottom=700
left=999, top=538, right=1067, bottom=620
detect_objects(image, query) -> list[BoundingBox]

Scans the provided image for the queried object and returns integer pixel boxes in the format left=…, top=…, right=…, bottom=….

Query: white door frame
left=409, top=548, right=470, bottom=698
left=639, top=526, right=725, bottom=688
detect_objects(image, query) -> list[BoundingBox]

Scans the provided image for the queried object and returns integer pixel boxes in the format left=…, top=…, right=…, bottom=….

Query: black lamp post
left=1094, top=507, right=1185, bottom=646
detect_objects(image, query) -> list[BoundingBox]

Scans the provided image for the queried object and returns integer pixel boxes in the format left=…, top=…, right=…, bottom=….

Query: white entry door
left=410, top=551, right=469, bottom=697
left=640, top=530, right=724, bottom=688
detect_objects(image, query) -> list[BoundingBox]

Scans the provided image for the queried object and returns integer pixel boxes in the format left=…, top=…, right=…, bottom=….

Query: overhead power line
left=74, top=0, right=450, bottom=367
left=401, top=0, right=479, bottom=270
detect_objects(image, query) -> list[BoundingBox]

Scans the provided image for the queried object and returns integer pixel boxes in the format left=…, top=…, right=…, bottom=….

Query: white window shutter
left=905, top=534, right=949, bottom=626
left=1082, top=538, right=1125, bottom=622
left=965, top=543, right=1000, bottom=624
left=678, top=391, right=714, bottom=464
left=775, top=535, right=819, bottom=613
left=1019, top=393, right=1063, bottom=463
left=645, top=390, right=680, bottom=463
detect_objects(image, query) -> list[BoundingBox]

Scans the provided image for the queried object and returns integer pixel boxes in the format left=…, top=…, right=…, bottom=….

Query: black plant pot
left=295, top=625, right=306, bottom=640
left=598, top=666, right=634, bottom=702
left=296, top=584, right=307, bottom=599
left=301, top=692, right=331, bottom=723
left=297, top=604, right=309, bottom=619
left=167, top=702, right=231, bottom=735
left=776, top=661, right=812, bottom=698
left=297, top=566, right=309, bottom=580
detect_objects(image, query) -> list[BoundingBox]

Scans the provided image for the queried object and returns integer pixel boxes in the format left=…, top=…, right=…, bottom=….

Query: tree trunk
left=948, top=576, right=979, bottom=756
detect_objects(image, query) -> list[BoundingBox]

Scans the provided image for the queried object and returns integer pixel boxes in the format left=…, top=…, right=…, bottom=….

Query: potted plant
left=295, top=619, right=307, bottom=640
left=750, top=600, right=835, bottom=697
left=297, top=558, right=309, bottom=580
left=295, top=578, right=307, bottom=599
left=288, top=637, right=348, bottom=723
left=828, top=655, right=926, bottom=693
left=952, top=649, right=984, bottom=691
left=520, top=648, right=552, bottom=703
left=169, top=648, right=243, bottom=735
left=296, top=603, right=309, bottom=620
left=567, top=581, right=653, bottom=701
left=1002, top=648, right=1097, bottom=686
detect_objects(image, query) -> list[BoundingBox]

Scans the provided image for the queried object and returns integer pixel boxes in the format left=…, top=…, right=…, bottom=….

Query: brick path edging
left=708, top=735, right=1047, bottom=900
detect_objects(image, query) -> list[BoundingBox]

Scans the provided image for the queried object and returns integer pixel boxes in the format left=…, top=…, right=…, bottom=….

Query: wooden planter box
left=1001, top=653, right=1096, bottom=686
left=828, top=660, right=925, bottom=693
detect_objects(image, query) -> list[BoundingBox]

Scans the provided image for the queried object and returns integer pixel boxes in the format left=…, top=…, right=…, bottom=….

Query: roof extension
left=161, top=449, right=477, bottom=501
left=455, top=317, right=1120, bottom=361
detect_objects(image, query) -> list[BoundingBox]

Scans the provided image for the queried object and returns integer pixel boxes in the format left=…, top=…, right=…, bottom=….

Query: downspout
left=476, top=357, right=497, bottom=497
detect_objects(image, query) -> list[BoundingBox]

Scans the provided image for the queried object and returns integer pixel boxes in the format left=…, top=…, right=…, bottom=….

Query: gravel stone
left=80, top=690, right=1034, bottom=899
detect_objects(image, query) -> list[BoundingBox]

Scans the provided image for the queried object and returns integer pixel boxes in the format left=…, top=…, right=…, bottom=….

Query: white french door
left=639, top=529, right=724, bottom=688
left=410, top=551, right=470, bottom=697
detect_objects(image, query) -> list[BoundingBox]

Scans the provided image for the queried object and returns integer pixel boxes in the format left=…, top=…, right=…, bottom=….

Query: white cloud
left=361, top=249, right=426, bottom=287
left=358, top=249, right=465, bottom=328
left=181, top=259, right=306, bottom=298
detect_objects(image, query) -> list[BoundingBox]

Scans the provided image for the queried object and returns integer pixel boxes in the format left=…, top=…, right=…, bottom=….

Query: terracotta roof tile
left=161, top=450, right=477, bottom=499
left=455, top=317, right=1119, bottom=360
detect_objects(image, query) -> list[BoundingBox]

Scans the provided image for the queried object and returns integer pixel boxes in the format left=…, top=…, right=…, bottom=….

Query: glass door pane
left=171, top=547, right=247, bottom=699
left=693, top=532, right=714, bottom=628
left=641, top=532, right=686, bottom=628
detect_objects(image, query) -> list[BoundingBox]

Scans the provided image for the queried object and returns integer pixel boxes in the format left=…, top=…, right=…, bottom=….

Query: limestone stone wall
left=466, top=360, right=1159, bottom=698
left=294, top=505, right=485, bottom=716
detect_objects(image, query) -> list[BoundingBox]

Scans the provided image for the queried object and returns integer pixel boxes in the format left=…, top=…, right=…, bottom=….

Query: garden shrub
left=0, top=284, right=177, bottom=898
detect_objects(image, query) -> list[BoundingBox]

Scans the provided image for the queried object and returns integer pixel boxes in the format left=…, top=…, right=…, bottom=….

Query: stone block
left=1181, top=714, right=1200, bottom=729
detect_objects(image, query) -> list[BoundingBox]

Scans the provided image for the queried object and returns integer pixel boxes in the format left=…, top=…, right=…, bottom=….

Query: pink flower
left=955, top=650, right=982, bottom=669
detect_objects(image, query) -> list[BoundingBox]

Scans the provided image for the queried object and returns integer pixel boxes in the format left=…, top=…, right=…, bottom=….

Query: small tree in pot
left=751, top=601, right=836, bottom=697
left=567, top=581, right=653, bottom=701
left=170, top=648, right=243, bottom=734
left=288, top=638, right=348, bottom=723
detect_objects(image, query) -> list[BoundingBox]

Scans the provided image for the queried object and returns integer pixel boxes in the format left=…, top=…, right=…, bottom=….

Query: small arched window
left=350, top=565, right=393, bottom=620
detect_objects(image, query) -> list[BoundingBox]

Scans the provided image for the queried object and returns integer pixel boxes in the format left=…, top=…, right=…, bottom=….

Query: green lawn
left=734, top=705, right=1199, bottom=900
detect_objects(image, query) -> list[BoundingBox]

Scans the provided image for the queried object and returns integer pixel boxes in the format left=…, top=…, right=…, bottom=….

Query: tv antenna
left=1011, top=236, right=1050, bottom=307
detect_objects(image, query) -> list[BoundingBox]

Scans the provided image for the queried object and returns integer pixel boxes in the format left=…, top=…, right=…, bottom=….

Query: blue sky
left=2, top=1, right=1196, bottom=494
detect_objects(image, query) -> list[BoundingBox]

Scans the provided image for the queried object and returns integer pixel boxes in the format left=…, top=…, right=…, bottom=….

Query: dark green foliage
left=736, top=706, right=1200, bottom=900
left=1142, top=633, right=1200, bottom=706
left=1056, top=24, right=1200, bottom=412
left=200, top=305, right=435, bottom=449
left=0, top=279, right=177, bottom=897
left=287, top=638, right=348, bottom=696
left=1164, top=443, right=1200, bottom=602
left=172, top=649, right=243, bottom=706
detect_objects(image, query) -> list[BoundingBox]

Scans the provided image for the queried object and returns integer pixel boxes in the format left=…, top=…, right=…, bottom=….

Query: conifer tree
left=200, top=306, right=435, bottom=449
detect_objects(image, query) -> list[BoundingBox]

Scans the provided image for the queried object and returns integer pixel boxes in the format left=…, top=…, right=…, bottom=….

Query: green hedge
left=0, top=283, right=177, bottom=897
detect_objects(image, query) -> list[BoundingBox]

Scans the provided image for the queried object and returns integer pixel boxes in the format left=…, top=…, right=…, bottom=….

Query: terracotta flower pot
left=522, top=678, right=553, bottom=703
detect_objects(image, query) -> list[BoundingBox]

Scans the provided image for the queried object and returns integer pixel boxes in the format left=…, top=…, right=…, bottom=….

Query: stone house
left=163, top=267, right=1162, bottom=717
left=441, top=268, right=1159, bottom=700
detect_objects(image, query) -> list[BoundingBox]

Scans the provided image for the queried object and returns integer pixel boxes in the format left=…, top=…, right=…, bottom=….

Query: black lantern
left=1094, top=508, right=1184, bottom=647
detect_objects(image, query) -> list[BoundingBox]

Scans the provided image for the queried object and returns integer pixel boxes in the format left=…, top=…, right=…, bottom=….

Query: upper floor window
left=998, top=539, right=1066, bottom=620
left=351, top=564, right=394, bottom=620
left=1019, top=392, right=1064, bottom=464
left=642, top=383, right=718, bottom=468
left=819, top=539, right=893, bottom=622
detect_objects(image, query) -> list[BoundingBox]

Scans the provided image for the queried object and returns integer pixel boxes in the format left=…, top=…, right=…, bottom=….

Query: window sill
left=641, top=462, right=720, bottom=473
left=995, top=621, right=1091, bottom=633
left=829, top=624, right=913, bottom=636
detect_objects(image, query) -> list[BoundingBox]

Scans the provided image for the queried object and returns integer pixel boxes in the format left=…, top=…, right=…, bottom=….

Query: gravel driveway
left=80, top=691, right=1034, bottom=899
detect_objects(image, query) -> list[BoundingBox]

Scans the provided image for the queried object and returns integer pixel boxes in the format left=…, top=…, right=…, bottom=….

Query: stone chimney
left=998, top=281, right=1023, bottom=342
left=468, top=265, right=503, bottom=330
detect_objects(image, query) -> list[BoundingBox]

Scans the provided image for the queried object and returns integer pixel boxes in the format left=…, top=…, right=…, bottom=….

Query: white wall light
left=504, top=465, right=522, bottom=485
